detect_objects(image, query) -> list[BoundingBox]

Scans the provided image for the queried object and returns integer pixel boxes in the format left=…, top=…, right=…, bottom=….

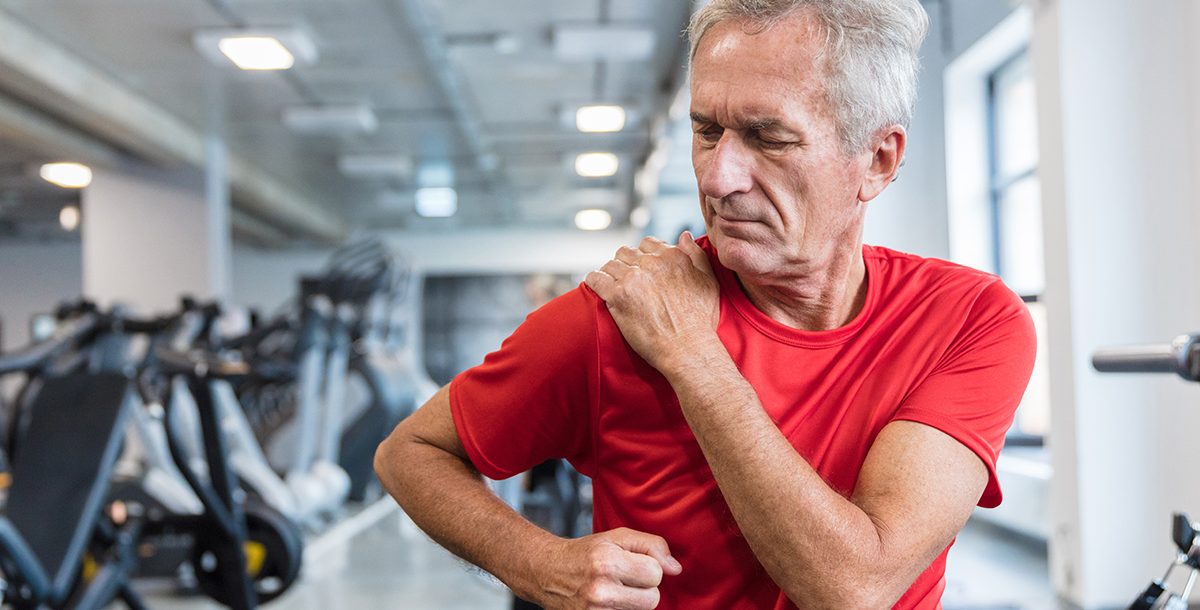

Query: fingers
left=584, top=270, right=615, bottom=297
left=606, top=528, right=683, bottom=576
left=638, top=236, right=669, bottom=254
left=601, top=259, right=634, bottom=280
left=586, top=259, right=635, bottom=296
left=677, top=231, right=713, bottom=276
left=583, top=580, right=661, bottom=610
left=614, top=246, right=640, bottom=265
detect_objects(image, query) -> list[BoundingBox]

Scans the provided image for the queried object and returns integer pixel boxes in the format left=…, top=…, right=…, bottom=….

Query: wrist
left=659, top=333, right=729, bottom=383
left=505, top=530, right=571, bottom=605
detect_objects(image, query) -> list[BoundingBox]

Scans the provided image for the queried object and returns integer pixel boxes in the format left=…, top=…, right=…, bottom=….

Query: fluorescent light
left=218, top=36, right=295, bottom=70
left=554, top=25, right=657, bottom=61
left=284, top=105, right=378, bottom=135
left=576, top=105, right=626, bottom=133
left=59, top=206, right=80, bottom=231
left=575, top=152, right=619, bottom=177
left=40, top=162, right=92, bottom=189
left=338, top=154, right=413, bottom=179
left=415, top=187, right=457, bottom=218
left=575, top=209, right=612, bottom=231
left=195, top=29, right=318, bottom=70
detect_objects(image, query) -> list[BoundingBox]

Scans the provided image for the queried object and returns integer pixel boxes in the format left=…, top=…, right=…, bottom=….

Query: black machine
left=0, top=315, right=144, bottom=609
left=0, top=305, right=302, bottom=609
left=1094, top=333, right=1200, bottom=610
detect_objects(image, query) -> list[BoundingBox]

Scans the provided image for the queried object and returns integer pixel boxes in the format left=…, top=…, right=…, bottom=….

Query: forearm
left=374, top=433, right=558, bottom=602
left=664, top=346, right=910, bottom=607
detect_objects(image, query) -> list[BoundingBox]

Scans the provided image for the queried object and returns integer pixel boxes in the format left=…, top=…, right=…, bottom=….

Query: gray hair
left=688, top=0, right=929, bottom=152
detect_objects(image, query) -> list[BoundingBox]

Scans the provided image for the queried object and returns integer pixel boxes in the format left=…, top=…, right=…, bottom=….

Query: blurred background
left=0, top=0, right=1196, bottom=608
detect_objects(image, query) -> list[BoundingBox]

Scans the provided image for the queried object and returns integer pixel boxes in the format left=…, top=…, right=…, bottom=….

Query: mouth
left=711, top=215, right=760, bottom=239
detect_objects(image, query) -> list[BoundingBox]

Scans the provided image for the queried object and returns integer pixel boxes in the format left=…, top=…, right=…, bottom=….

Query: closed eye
left=694, top=125, right=724, bottom=145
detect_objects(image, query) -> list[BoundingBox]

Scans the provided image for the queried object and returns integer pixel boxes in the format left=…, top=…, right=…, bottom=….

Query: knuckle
left=588, top=548, right=616, bottom=576
left=618, top=245, right=638, bottom=258
left=646, top=587, right=662, bottom=609
left=583, top=581, right=612, bottom=605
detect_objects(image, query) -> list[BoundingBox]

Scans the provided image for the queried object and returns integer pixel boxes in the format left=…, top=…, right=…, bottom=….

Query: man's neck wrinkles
left=738, top=243, right=866, bottom=332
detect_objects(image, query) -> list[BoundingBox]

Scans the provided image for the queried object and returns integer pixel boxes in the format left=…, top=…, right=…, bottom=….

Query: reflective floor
left=141, top=508, right=1055, bottom=610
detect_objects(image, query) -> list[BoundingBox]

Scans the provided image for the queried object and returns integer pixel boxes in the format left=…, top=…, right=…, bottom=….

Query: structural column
left=1033, top=0, right=1200, bottom=606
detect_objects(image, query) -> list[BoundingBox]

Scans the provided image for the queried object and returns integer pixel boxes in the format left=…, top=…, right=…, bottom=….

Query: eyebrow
left=689, top=112, right=785, bottom=132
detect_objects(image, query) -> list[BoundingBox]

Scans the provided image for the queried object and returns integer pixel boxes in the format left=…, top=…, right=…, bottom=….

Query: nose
left=696, top=131, right=754, bottom=201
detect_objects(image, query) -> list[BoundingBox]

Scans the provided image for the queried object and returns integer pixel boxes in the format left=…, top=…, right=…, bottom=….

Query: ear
left=857, top=125, right=907, bottom=203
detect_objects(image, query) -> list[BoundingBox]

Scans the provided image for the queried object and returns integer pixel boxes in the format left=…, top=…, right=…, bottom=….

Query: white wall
left=0, top=241, right=82, bottom=350
left=82, top=164, right=228, bottom=314
left=1033, top=0, right=1200, bottom=606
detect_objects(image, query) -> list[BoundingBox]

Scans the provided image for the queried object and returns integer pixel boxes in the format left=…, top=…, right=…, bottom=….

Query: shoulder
left=866, top=245, right=1021, bottom=311
left=865, top=245, right=1031, bottom=341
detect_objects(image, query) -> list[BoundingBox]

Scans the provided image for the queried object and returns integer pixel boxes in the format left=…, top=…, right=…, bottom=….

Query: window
left=988, top=51, right=1050, bottom=443
left=989, top=52, right=1044, bottom=298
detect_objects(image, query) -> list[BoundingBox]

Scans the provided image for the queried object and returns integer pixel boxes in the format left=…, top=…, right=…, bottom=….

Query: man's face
left=690, top=15, right=874, bottom=279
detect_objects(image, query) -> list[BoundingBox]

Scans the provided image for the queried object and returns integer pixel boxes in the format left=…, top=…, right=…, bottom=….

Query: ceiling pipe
left=385, top=0, right=517, bottom=217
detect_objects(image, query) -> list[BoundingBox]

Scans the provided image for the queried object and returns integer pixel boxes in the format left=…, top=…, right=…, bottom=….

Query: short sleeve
left=891, top=279, right=1037, bottom=508
left=449, top=285, right=598, bottom=480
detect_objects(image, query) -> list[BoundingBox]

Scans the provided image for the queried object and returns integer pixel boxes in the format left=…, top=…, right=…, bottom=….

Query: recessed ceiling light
left=576, top=105, right=626, bottom=133
left=40, top=162, right=92, bottom=189
left=416, top=187, right=458, bottom=218
left=284, top=105, right=378, bottom=135
left=218, top=36, right=295, bottom=70
left=575, top=152, right=619, bottom=178
left=194, top=29, right=318, bottom=71
left=575, top=209, right=612, bottom=231
left=59, top=205, right=81, bottom=231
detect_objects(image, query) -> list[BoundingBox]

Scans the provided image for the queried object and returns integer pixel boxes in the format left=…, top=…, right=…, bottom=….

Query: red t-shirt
left=450, top=238, right=1036, bottom=609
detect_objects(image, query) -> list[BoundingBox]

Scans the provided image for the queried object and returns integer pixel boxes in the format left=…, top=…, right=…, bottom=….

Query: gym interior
left=0, top=0, right=1193, bottom=608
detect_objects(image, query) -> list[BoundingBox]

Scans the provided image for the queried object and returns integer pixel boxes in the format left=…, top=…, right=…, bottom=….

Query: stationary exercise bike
left=1094, top=332, right=1200, bottom=609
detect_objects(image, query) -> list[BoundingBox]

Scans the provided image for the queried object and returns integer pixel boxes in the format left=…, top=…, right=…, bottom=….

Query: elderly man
left=375, top=0, right=1036, bottom=608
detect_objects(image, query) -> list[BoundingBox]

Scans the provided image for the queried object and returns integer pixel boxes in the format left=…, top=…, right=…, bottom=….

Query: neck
left=737, top=236, right=868, bottom=332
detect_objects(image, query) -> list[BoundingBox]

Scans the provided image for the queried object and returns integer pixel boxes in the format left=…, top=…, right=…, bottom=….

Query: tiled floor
left=142, top=509, right=1058, bottom=610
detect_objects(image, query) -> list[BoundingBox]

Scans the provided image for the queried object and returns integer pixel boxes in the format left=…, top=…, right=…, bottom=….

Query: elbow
left=783, top=581, right=901, bottom=610
left=779, top=538, right=908, bottom=610
left=374, top=423, right=412, bottom=498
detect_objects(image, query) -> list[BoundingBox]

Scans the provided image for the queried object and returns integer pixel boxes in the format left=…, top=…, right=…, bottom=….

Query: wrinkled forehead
left=690, top=12, right=830, bottom=81
left=689, top=16, right=833, bottom=123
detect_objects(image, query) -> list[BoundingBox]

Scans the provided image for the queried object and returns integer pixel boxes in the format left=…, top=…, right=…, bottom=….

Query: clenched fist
left=528, top=527, right=683, bottom=609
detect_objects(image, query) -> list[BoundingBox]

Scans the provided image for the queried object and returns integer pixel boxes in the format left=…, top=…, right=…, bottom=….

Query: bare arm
left=374, top=385, right=681, bottom=609
left=664, top=347, right=984, bottom=608
left=586, top=235, right=990, bottom=607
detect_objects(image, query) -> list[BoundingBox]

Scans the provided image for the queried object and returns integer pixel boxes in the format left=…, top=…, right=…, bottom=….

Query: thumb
left=677, top=231, right=713, bottom=276
left=608, top=528, right=683, bottom=576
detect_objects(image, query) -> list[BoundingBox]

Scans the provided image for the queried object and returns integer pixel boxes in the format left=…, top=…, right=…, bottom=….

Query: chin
left=710, top=235, right=775, bottom=277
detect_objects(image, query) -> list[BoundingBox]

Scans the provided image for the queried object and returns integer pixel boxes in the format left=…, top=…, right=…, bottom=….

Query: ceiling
left=0, top=0, right=695, bottom=242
